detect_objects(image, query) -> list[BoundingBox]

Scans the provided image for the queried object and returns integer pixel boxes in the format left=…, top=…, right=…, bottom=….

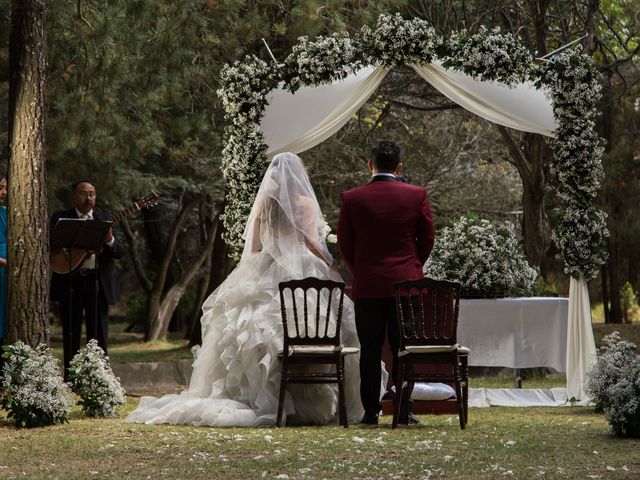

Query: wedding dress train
left=125, top=153, right=364, bottom=426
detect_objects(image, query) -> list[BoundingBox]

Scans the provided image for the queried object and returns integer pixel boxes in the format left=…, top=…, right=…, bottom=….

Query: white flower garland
left=218, top=14, right=608, bottom=279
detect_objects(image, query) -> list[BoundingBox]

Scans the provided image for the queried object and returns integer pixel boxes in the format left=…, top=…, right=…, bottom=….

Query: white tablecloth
left=458, top=297, right=568, bottom=372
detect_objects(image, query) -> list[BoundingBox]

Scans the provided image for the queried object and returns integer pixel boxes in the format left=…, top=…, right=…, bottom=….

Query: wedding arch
left=218, top=14, right=608, bottom=402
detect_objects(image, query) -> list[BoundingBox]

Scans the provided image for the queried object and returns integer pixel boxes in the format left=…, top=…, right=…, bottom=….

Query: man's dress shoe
left=360, top=413, right=379, bottom=425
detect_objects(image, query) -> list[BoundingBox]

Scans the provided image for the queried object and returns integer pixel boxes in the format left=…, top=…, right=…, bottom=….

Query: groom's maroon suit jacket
left=337, top=176, right=435, bottom=300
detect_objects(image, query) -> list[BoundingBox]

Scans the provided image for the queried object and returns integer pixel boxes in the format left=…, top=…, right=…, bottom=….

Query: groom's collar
left=370, top=173, right=397, bottom=183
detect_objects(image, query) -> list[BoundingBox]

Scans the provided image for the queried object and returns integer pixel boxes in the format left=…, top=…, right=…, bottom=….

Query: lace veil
left=241, top=152, right=332, bottom=266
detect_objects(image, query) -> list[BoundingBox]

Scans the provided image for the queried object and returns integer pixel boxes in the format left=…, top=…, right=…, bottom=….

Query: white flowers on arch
left=218, top=14, right=608, bottom=285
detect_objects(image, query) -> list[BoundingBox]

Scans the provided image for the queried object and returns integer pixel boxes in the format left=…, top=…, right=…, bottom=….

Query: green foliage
left=533, top=276, right=560, bottom=297
left=45, top=1, right=228, bottom=211
left=125, top=292, right=148, bottom=329
left=621, top=282, right=640, bottom=324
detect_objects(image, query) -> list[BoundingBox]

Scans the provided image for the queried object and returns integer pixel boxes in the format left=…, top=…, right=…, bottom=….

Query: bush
left=68, top=339, right=126, bottom=417
left=620, top=282, right=640, bottom=324
left=586, top=332, right=640, bottom=437
left=1, top=342, right=71, bottom=428
left=424, top=215, right=538, bottom=298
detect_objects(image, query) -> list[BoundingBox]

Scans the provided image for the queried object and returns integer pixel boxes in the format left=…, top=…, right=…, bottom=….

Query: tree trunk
left=146, top=202, right=219, bottom=341
left=145, top=195, right=200, bottom=341
left=6, top=0, right=49, bottom=345
left=521, top=134, right=553, bottom=276
left=185, top=209, right=218, bottom=341
left=119, top=217, right=153, bottom=293
left=628, top=250, right=639, bottom=294
left=601, top=264, right=610, bottom=323
left=606, top=239, right=622, bottom=323
left=496, top=127, right=552, bottom=275
left=188, top=201, right=232, bottom=346
left=601, top=71, right=622, bottom=323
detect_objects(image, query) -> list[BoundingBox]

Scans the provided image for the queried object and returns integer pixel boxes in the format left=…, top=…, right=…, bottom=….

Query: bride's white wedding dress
left=125, top=153, right=364, bottom=426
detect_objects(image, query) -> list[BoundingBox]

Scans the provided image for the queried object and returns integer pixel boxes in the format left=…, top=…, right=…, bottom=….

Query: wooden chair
left=277, top=277, right=359, bottom=427
left=392, top=277, right=469, bottom=429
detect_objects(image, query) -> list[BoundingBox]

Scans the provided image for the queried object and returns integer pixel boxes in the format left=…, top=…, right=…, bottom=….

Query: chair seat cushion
left=399, top=344, right=460, bottom=356
left=284, top=345, right=360, bottom=356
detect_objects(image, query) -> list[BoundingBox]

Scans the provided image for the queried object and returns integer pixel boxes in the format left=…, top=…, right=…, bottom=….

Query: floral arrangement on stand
left=1, top=342, right=71, bottom=428
left=586, top=332, right=640, bottom=437
left=424, top=215, right=538, bottom=298
left=68, top=339, right=126, bottom=418
left=217, top=13, right=608, bottom=281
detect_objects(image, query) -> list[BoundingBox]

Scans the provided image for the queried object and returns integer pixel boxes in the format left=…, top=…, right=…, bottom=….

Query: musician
left=50, top=179, right=125, bottom=377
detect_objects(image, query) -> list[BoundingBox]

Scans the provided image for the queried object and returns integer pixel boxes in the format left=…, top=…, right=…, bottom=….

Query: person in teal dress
left=0, top=174, right=7, bottom=346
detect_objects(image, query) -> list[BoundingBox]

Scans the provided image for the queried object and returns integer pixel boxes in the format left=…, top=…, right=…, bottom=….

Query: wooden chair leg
left=276, top=364, right=287, bottom=428
left=337, top=357, right=348, bottom=428
left=392, top=361, right=405, bottom=429
left=453, top=358, right=465, bottom=430
left=462, top=358, right=469, bottom=427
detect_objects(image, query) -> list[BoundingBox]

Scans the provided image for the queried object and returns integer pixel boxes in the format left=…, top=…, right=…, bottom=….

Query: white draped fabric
left=458, top=297, right=568, bottom=372
left=566, top=275, right=597, bottom=401
left=258, top=62, right=594, bottom=402
left=261, top=66, right=388, bottom=157
left=412, top=63, right=557, bottom=137
left=469, top=387, right=572, bottom=408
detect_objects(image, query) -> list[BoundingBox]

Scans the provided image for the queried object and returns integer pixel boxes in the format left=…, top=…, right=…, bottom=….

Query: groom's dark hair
left=371, top=140, right=401, bottom=172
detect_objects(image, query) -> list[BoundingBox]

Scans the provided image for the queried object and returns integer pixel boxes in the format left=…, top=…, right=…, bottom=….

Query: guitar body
left=50, top=248, right=92, bottom=275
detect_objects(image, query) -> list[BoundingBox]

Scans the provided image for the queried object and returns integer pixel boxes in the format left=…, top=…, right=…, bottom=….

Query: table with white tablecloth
left=458, top=297, right=568, bottom=372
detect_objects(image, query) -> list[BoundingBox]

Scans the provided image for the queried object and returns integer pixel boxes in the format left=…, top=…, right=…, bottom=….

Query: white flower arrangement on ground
left=68, top=339, right=126, bottom=418
left=217, top=14, right=608, bottom=280
left=1, top=341, right=71, bottom=428
left=586, top=332, right=640, bottom=437
left=424, top=215, right=538, bottom=298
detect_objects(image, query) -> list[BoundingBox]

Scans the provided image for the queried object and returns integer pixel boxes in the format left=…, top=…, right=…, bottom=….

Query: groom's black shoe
left=398, top=408, right=422, bottom=425
left=407, top=413, right=422, bottom=425
left=360, top=412, right=379, bottom=425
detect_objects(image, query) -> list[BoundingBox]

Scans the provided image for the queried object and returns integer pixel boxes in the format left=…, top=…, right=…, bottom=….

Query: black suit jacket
left=50, top=209, right=125, bottom=305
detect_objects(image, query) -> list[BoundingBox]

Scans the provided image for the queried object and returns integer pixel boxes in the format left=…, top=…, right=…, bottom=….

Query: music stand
left=51, top=218, right=112, bottom=376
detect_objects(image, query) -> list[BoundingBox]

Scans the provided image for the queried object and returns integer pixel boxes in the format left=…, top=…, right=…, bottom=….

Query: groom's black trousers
left=354, top=297, right=415, bottom=417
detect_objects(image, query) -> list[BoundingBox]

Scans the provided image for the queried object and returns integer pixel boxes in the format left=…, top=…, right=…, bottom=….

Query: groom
left=337, top=140, right=435, bottom=425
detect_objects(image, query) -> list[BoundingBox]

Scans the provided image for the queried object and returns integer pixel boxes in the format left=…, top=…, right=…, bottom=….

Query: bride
left=125, top=152, right=364, bottom=426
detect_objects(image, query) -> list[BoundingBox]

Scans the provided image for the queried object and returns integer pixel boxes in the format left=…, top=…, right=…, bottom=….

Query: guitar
left=50, top=192, right=160, bottom=275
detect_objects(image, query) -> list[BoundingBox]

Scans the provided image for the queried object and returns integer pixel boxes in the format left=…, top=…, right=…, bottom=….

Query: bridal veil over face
left=241, top=152, right=332, bottom=266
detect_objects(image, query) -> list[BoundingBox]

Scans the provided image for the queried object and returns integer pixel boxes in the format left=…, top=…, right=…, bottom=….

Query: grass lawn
left=49, top=323, right=193, bottom=364
left=1, top=398, right=638, bottom=479
left=8, top=318, right=632, bottom=478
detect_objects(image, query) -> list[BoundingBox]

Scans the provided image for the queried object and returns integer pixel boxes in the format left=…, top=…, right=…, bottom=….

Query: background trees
left=0, top=0, right=638, bottom=342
